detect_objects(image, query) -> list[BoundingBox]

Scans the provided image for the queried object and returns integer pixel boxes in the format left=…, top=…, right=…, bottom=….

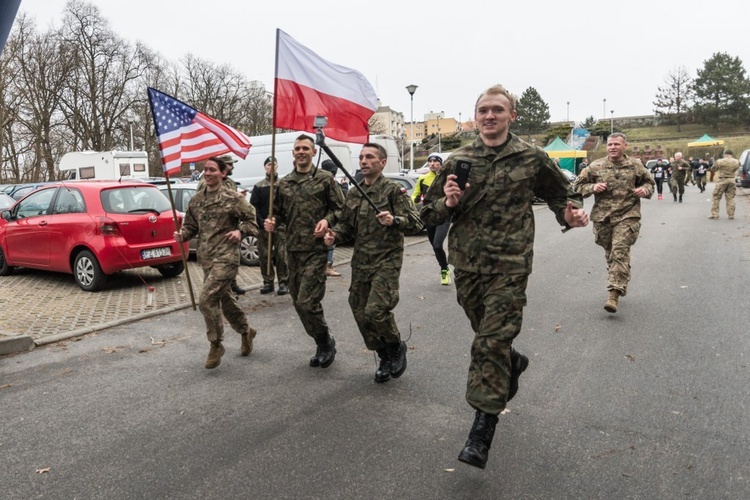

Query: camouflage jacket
left=180, top=187, right=257, bottom=266
left=574, top=154, right=654, bottom=223
left=670, top=159, right=691, bottom=180
left=711, top=157, right=740, bottom=180
left=273, top=167, right=345, bottom=252
left=333, top=175, right=424, bottom=271
left=420, top=134, right=582, bottom=274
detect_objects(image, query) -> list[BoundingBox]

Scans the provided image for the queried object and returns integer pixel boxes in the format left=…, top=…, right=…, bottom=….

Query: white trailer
left=231, top=132, right=402, bottom=181
left=58, top=151, right=150, bottom=181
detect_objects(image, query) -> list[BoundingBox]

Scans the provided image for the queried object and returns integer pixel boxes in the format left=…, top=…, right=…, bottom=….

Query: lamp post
left=437, top=122, right=441, bottom=153
left=406, top=84, right=418, bottom=170
left=610, top=110, right=614, bottom=135
left=125, top=109, right=135, bottom=151
left=566, top=101, right=570, bottom=123
left=603, top=98, right=606, bottom=120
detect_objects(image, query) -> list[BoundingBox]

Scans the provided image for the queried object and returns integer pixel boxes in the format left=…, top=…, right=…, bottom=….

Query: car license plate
left=141, top=247, right=172, bottom=260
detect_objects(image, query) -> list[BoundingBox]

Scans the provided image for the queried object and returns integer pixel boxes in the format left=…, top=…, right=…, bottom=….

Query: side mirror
left=1, top=210, right=11, bottom=220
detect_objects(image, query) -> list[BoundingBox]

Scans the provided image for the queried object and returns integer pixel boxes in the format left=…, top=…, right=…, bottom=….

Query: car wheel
left=156, top=260, right=184, bottom=278
left=0, top=246, right=14, bottom=276
left=73, top=250, right=107, bottom=291
left=240, top=234, right=259, bottom=266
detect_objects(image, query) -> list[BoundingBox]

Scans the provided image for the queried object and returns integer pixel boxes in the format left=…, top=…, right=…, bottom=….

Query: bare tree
left=58, top=0, right=146, bottom=151
left=368, top=114, right=387, bottom=135
left=653, top=66, right=693, bottom=132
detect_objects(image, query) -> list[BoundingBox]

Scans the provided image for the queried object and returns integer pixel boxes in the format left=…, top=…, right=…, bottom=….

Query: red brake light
left=98, top=216, right=120, bottom=236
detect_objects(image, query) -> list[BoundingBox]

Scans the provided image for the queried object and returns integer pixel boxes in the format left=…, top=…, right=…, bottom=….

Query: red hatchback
left=0, top=181, right=188, bottom=291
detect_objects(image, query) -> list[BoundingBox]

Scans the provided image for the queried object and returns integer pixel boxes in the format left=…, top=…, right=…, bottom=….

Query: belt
left=719, top=176, right=734, bottom=180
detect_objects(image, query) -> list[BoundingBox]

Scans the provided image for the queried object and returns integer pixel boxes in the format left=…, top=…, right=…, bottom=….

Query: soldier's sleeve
left=181, top=202, right=199, bottom=241
left=419, top=165, right=453, bottom=226
left=635, top=161, right=655, bottom=198
left=393, top=183, right=424, bottom=235
left=324, top=176, right=345, bottom=228
left=573, top=165, right=596, bottom=198
left=236, top=195, right=259, bottom=237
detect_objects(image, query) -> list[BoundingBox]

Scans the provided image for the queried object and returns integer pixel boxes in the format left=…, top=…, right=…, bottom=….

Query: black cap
left=264, top=156, right=277, bottom=165
left=320, top=159, right=338, bottom=175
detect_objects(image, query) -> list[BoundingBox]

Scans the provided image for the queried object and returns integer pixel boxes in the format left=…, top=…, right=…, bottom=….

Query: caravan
left=231, top=132, right=402, bottom=181
left=59, top=151, right=150, bottom=181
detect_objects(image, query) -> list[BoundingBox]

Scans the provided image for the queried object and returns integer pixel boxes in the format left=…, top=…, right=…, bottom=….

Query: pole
left=315, top=128, right=379, bottom=214
left=610, top=110, right=614, bottom=134
left=406, top=84, right=417, bottom=170
left=603, top=98, right=606, bottom=120
left=129, top=123, right=134, bottom=151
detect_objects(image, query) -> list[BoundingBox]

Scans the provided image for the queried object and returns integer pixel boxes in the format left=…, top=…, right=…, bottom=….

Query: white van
left=59, top=151, right=150, bottom=181
left=231, top=132, right=402, bottom=180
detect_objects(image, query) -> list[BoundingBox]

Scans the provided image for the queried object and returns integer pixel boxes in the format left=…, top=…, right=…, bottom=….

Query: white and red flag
left=147, top=87, right=252, bottom=175
left=274, top=29, right=378, bottom=144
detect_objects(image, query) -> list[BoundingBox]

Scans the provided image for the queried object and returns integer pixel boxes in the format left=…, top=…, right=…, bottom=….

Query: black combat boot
left=679, top=195, right=683, bottom=203
left=458, top=410, right=499, bottom=469
left=276, top=283, right=289, bottom=295
left=508, top=348, right=529, bottom=402
left=231, top=281, right=246, bottom=295
left=673, top=193, right=677, bottom=202
left=259, top=283, right=274, bottom=295
left=313, top=335, right=336, bottom=369
left=387, top=341, right=407, bottom=378
left=375, top=348, right=391, bottom=383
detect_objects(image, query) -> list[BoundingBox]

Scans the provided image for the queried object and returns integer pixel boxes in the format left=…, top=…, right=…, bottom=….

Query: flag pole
left=266, top=28, right=281, bottom=277
left=147, top=89, right=197, bottom=310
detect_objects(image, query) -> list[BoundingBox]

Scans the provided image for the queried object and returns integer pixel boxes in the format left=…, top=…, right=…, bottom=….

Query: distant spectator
left=320, top=159, right=344, bottom=277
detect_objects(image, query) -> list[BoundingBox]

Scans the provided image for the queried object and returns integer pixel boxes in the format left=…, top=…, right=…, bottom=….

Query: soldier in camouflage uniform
left=264, top=135, right=345, bottom=368
left=709, top=149, right=740, bottom=219
left=197, top=154, right=246, bottom=295
left=250, top=156, right=289, bottom=295
left=421, top=85, right=589, bottom=469
left=669, top=152, right=691, bottom=203
left=574, top=132, right=654, bottom=313
left=174, top=157, right=259, bottom=369
left=325, top=143, right=423, bottom=383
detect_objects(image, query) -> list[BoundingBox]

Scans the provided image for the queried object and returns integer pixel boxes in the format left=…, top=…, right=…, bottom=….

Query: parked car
left=157, top=183, right=260, bottom=266
left=0, top=181, right=188, bottom=291
left=737, top=149, right=750, bottom=188
left=7, top=182, right=57, bottom=200
left=383, top=172, right=418, bottom=197
left=0, top=193, right=15, bottom=210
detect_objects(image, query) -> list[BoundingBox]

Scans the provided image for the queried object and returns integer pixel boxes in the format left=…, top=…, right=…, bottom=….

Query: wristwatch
left=392, top=216, right=401, bottom=227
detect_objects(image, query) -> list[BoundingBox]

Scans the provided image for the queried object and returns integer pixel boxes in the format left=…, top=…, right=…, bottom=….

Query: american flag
left=147, top=88, right=251, bottom=175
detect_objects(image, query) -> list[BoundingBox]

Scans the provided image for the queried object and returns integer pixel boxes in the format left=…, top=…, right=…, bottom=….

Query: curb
left=0, top=237, right=428, bottom=356
left=0, top=335, right=35, bottom=355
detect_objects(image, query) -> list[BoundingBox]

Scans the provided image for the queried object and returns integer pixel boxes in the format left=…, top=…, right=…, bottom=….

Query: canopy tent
left=687, top=134, right=724, bottom=148
left=543, top=136, right=588, bottom=172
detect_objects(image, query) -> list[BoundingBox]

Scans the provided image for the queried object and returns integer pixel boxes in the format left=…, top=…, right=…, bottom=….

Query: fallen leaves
left=554, top=324, right=561, bottom=333
left=624, top=354, right=636, bottom=362
left=150, top=337, right=166, bottom=346
left=36, top=467, right=50, bottom=474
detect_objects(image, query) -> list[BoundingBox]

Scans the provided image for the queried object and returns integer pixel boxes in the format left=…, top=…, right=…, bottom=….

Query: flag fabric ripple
left=275, top=30, right=378, bottom=144
left=147, top=88, right=251, bottom=175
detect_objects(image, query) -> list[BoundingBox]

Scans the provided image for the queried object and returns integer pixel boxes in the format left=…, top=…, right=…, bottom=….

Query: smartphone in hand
left=454, top=160, right=472, bottom=190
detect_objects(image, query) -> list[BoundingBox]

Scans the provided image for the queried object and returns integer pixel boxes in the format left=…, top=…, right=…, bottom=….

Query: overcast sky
left=17, top=0, right=750, bottom=125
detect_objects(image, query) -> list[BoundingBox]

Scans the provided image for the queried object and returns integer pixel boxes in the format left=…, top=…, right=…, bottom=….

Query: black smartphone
left=454, top=160, right=472, bottom=190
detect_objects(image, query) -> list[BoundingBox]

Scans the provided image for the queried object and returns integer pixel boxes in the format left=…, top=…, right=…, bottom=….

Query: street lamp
left=610, top=110, right=614, bottom=135
left=566, top=101, right=570, bottom=123
left=603, top=98, right=606, bottom=120
left=437, top=122, right=441, bottom=153
left=406, top=84, right=418, bottom=170
left=125, top=109, right=135, bottom=151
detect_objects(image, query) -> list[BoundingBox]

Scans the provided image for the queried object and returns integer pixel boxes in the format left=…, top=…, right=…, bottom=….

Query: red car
left=0, top=181, right=188, bottom=291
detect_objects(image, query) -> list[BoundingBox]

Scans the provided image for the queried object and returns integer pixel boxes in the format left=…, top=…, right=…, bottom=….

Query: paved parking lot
left=0, top=237, right=426, bottom=349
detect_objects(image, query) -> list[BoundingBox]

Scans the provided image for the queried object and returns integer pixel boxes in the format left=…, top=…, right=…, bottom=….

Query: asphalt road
left=1, top=184, right=749, bottom=499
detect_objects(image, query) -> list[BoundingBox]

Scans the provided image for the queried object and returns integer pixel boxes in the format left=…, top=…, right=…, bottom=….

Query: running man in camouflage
left=574, top=132, right=654, bottom=313
left=709, top=149, right=739, bottom=220
left=421, top=84, right=589, bottom=469
left=325, top=143, right=423, bottom=383
left=264, top=135, right=345, bottom=369
left=174, top=157, right=259, bottom=369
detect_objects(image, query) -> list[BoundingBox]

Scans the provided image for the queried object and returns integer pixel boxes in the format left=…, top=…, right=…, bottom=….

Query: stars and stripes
left=147, top=88, right=251, bottom=175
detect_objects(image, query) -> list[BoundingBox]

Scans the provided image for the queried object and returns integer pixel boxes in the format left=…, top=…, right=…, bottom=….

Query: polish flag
left=274, top=29, right=378, bottom=144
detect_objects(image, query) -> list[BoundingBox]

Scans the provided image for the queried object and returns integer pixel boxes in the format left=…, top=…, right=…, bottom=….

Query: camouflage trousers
left=348, top=266, right=401, bottom=351
left=199, top=262, right=249, bottom=343
left=711, top=179, right=736, bottom=218
left=455, top=270, right=528, bottom=415
left=258, top=227, right=288, bottom=285
left=593, top=219, right=640, bottom=296
left=287, top=250, right=330, bottom=343
left=670, top=176, right=686, bottom=196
